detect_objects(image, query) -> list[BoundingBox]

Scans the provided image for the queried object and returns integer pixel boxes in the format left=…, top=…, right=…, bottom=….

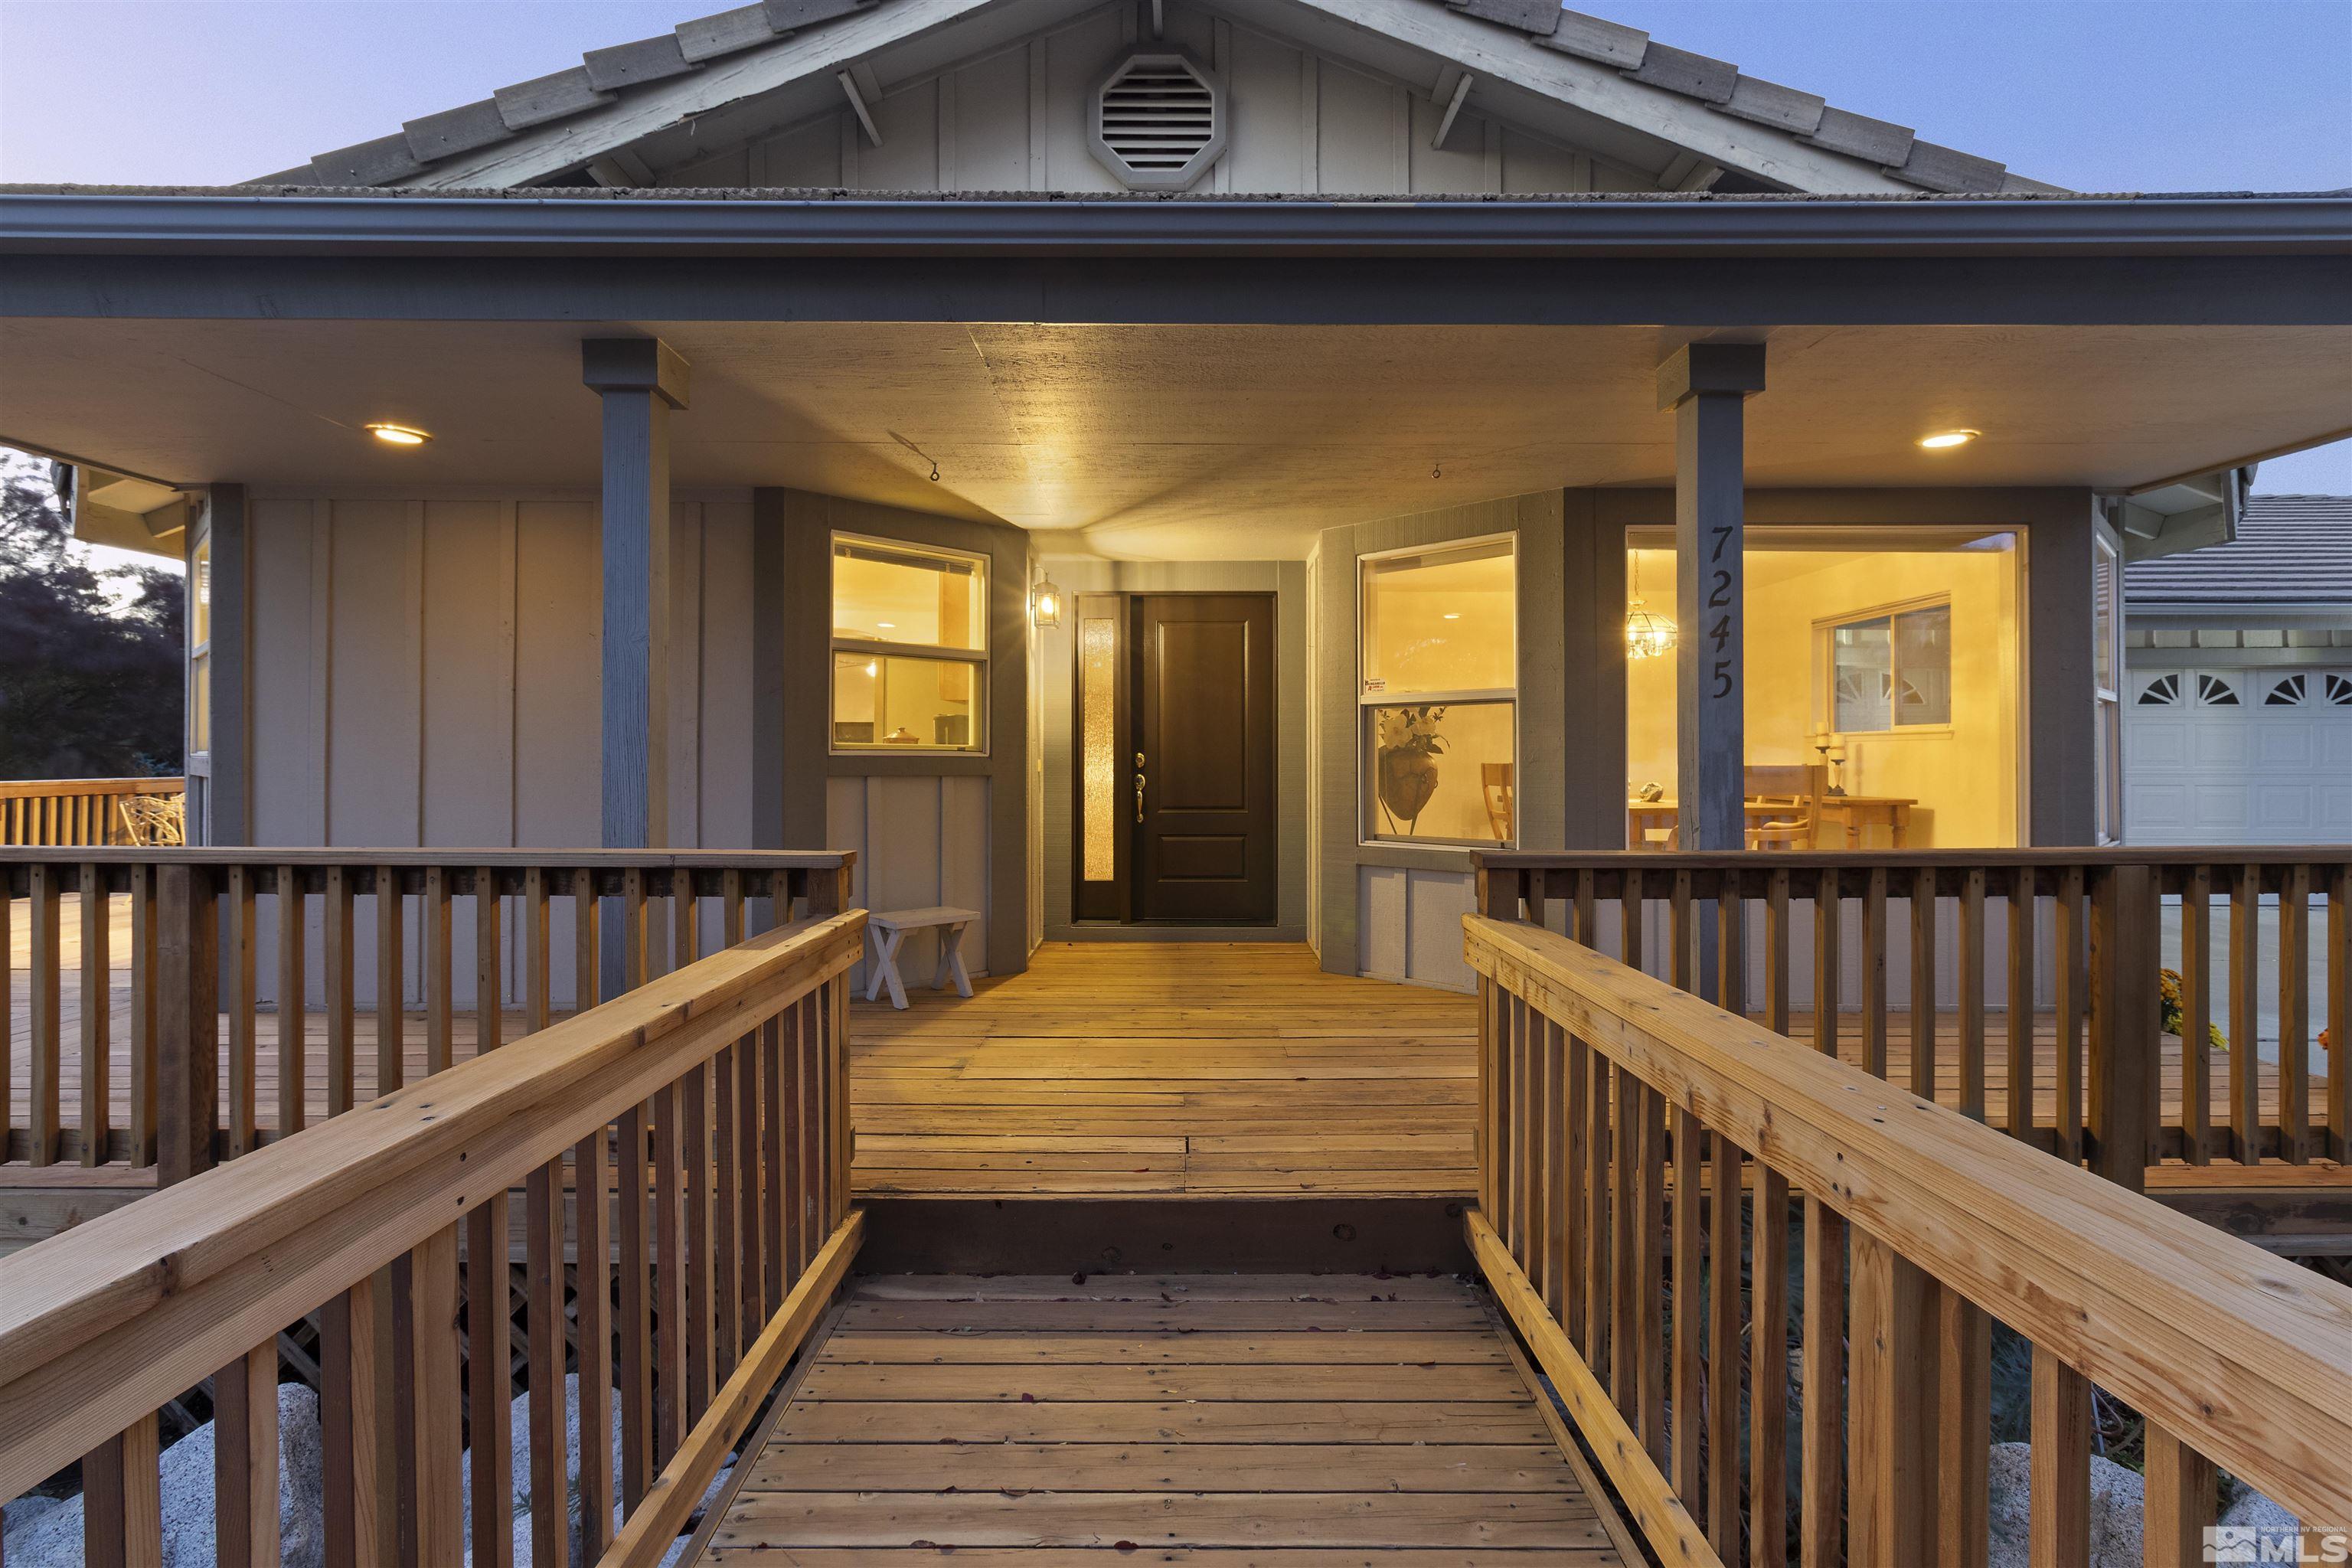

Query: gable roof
left=2126, top=494, right=2352, bottom=608
left=272, top=0, right=2051, bottom=196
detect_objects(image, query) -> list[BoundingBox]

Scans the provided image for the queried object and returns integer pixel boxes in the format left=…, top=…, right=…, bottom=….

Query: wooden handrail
left=0, top=904, right=867, bottom=1561
left=2, top=848, right=860, bottom=1177
left=0, top=778, right=184, bottom=799
left=0, top=778, right=184, bottom=848
left=1464, top=911, right=2352, bottom=1565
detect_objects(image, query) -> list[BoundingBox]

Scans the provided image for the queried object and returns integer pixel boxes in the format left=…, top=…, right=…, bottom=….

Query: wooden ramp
left=698, top=1272, right=1629, bottom=1564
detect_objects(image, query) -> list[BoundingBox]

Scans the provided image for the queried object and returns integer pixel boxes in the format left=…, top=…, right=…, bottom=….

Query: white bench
left=863, top=905, right=978, bottom=1009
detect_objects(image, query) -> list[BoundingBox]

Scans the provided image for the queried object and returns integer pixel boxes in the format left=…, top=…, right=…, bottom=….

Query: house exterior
left=2124, top=492, right=2352, bottom=845
left=7, top=0, right=2350, bottom=1001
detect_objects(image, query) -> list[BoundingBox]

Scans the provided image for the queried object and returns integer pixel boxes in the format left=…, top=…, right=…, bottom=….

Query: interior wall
left=1037, top=558, right=1308, bottom=940
left=1315, top=490, right=1566, bottom=992
left=655, top=0, right=1655, bottom=198
left=1625, top=542, right=2024, bottom=847
left=241, top=487, right=755, bottom=1009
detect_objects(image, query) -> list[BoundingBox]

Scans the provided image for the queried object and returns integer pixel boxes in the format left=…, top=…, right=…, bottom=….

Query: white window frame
left=1355, top=532, right=1519, bottom=851
left=1814, top=592, right=1957, bottom=738
left=828, top=531, right=991, bottom=756
left=2092, top=532, right=2123, bottom=843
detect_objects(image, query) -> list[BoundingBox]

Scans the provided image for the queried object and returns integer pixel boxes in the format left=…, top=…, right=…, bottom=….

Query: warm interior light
left=876, top=621, right=895, bottom=629
left=863, top=661, right=878, bottom=677
left=1032, top=577, right=1064, bottom=629
left=1442, top=612, right=1462, bottom=620
left=1917, top=429, right=1979, bottom=450
left=1625, top=599, right=1677, bottom=661
left=366, top=423, right=431, bottom=446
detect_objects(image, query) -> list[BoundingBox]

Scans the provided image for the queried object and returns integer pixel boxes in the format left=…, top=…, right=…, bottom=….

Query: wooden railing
left=2, top=848, right=856, bottom=1174
left=0, top=900, right=866, bottom=1566
left=0, top=777, right=183, bottom=847
left=1473, top=849, right=2349, bottom=1186
left=1463, top=910, right=2352, bottom=1568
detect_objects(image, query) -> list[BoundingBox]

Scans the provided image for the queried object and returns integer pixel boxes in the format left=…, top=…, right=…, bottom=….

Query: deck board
left=699, top=1273, right=1625, bottom=1564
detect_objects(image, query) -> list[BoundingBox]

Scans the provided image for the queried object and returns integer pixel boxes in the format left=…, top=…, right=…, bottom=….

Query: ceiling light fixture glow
left=1916, top=429, right=1980, bottom=451
left=366, top=423, right=432, bottom=446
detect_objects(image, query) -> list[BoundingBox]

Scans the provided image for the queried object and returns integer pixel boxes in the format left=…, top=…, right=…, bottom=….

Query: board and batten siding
left=656, top=0, right=1651, bottom=197
left=243, top=490, right=758, bottom=1009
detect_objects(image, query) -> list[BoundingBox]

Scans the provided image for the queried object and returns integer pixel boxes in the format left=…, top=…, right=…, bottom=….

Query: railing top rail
left=0, top=776, right=183, bottom=799
left=0, top=906, right=866, bottom=1497
left=1462, top=911, right=2352, bottom=1521
left=0, top=844, right=855, bottom=867
left=1475, top=845, right=2352, bottom=870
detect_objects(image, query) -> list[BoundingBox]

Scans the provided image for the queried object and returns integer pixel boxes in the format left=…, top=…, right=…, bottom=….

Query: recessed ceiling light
left=877, top=622, right=896, bottom=629
left=1442, top=612, right=1462, bottom=620
left=366, top=422, right=432, bottom=446
left=1916, top=429, right=1979, bottom=450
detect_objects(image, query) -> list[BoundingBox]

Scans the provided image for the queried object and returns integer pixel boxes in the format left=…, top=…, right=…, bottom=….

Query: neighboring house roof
left=2126, top=494, right=2352, bottom=608
left=267, top=0, right=2051, bottom=195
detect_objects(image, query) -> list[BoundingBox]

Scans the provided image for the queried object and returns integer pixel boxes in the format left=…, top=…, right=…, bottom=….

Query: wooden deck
left=696, top=1272, right=1628, bottom=1564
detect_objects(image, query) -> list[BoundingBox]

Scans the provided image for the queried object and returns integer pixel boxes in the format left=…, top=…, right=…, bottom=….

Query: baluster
left=1958, top=866, right=1987, bottom=1120
left=1813, top=867, right=1840, bottom=1058
left=475, top=866, right=503, bottom=1056
left=2006, top=867, right=2037, bottom=1145
left=652, top=1079, right=688, bottom=1460
left=1507, top=992, right=1528, bottom=1262
left=1847, top=1227, right=1933, bottom=1567
left=466, top=1189, right=512, bottom=1568
left=325, top=867, right=355, bottom=1117
left=714, top=1037, right=742, bottom=1383
left=1750, top=1165, right=1790, bottom=1568
left=28, top=860, right=60, bottom=1165
left=1670, top=1106, right=1703, bottom=1498
left=1635, top=1083, right=1667, bottom=1462
left=785, top=1001, right=809, bottom=1282
left=1861, top=866, right=1888, bottom=1079
left=1765, top=867, right=1791, bottom=1034
left=2054, top=865, right=2087, bottom=1164
left=1705, top=1131, right=1740, bottom=1562
left=2331, top=864, right=2349, bottom=1167
left=374, top=865, right=404, bottom=1098
left=226, top=864, right=258, bottom=1159
left=575, top=1124, right=615, bottom=1563
left=1939, top=1286, right=1991, bottom=1568
left=624, top=867, right=649, bottom=991
left=1542, top=1014, right=1567, bottom=1316
left=1716, top=866, right=1746, bottom=1020
left=80, top=862, right=115, bottom=1165
left=830, top=975, right=851, bottom=1229
left=214, top=1341, right=281, bottom=1568
left=1562, top=1022, right=1589, bottom=1349
left=156, top=863, right=219, bottom=1185
left=673, top=867, right=697, bottom=977
left=616, top=1101, right=653, bottom=1508
left=1799, top=1199, right=1845, bottom=1568
left=423, top=865, right=453, bottom=1076
left=573, top=867, right=601, bottom=1012
left=81, top=1413, right=162, bottom=1568
left=2181, top=867, right=2213, bottom=1165
left=2279, top=862, right=2311, bottom=1165
left=737, top=1014, right=763, bottom=1353
left=1671, top=868, right=1693, bottom=992
left=1570, top=873, right=1598, bottom=1355
left=276, top=866, right=306, bottom=1140
left=763, top=1014, right=789, bottom=1308
left=2144, top=1423, right=2219, bottom=1568
left=322, top=1271, right=390, bottom=1568
left=684, top=1060, right=716, bottom=1422
left=523, top=867, right=550, bottom=1034
left=1609, top=1062, right=1639, bottom=1419
left=2030, top=1347, right=2092, bottom=1568
left=410, top=1223, right=465, bottom=1567
left=2089, top=864, right=2158, bottom=1193
left=525, top=1155, right=567, bottom=1568
left=1910, top=867, right=1937, bottom=1103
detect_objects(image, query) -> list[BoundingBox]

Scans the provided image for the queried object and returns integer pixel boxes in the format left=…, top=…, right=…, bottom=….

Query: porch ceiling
left=5, top=315, right=2347, bottom=559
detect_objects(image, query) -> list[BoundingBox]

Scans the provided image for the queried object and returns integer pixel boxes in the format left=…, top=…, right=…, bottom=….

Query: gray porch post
left=1658, top=343, right=1766, bottom=854
left=583, top=338, right=690, bottom=991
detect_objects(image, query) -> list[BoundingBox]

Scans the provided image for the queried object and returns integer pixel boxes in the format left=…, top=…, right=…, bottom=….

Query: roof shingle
left=2128, top=495, right=2352, bottom=608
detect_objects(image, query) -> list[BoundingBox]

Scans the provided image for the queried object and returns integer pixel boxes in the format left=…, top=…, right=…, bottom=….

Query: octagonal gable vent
left=1090, top=50, right=1227, bottom=190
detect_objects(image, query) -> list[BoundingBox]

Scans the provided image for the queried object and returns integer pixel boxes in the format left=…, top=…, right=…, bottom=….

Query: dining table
left=1626, top=795, right=1916, bottom=850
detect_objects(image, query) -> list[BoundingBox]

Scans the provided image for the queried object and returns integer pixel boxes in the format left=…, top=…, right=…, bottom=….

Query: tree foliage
left=0, top=457, right=185, bottom=778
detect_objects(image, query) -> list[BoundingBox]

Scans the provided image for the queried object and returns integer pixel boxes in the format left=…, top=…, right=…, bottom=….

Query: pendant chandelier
left=1625, top=550, right=1677, bottom=661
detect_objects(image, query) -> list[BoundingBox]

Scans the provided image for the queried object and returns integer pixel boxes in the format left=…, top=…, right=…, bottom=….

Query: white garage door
left=2125, top=668, right=2352, bottom=844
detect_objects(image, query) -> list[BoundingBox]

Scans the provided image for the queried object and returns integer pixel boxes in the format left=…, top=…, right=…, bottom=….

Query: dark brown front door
left=1132, top=593, right=1276, bottom=923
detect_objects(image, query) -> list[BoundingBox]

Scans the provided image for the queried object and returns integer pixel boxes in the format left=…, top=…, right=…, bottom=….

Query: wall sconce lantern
left=1031, top=576, right=1064, bottom=629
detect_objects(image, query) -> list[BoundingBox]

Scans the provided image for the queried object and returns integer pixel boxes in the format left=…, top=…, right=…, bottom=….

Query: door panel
left=1135, top=594, right=1276, bottom=923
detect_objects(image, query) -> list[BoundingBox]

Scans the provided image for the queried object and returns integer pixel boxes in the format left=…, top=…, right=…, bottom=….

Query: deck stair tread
left=698, top=1272, right=1627, bottom=1564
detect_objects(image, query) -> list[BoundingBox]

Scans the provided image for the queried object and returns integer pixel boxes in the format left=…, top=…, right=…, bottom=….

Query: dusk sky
left=3, top=0, right=2347, bottom=488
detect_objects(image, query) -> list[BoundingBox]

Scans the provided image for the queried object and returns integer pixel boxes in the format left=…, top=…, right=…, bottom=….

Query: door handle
left=1135, top=769, right=1147, bottom=823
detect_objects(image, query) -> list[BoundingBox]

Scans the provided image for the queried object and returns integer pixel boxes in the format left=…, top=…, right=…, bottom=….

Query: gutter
left=2, top=190, right=2348, bottom=258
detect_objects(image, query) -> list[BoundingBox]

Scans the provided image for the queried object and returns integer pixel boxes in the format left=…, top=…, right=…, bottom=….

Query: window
left=2091, top=535, right=2122, bottom=842
left=190, top=531, right=213, bottom=755
left=2196, top=673, right=2240, bottom=707
left=2265, top=674, right=2308, bottom=707
left=1360, top=536, right=1516, bottom=846
left=1829, top=603, right=1952, bottom=731
left=2135, top=673, right=2182, bottom=707
left=830, top=535, right=987, bottom=752
left=2328, top=673, right=2352, bottom=707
